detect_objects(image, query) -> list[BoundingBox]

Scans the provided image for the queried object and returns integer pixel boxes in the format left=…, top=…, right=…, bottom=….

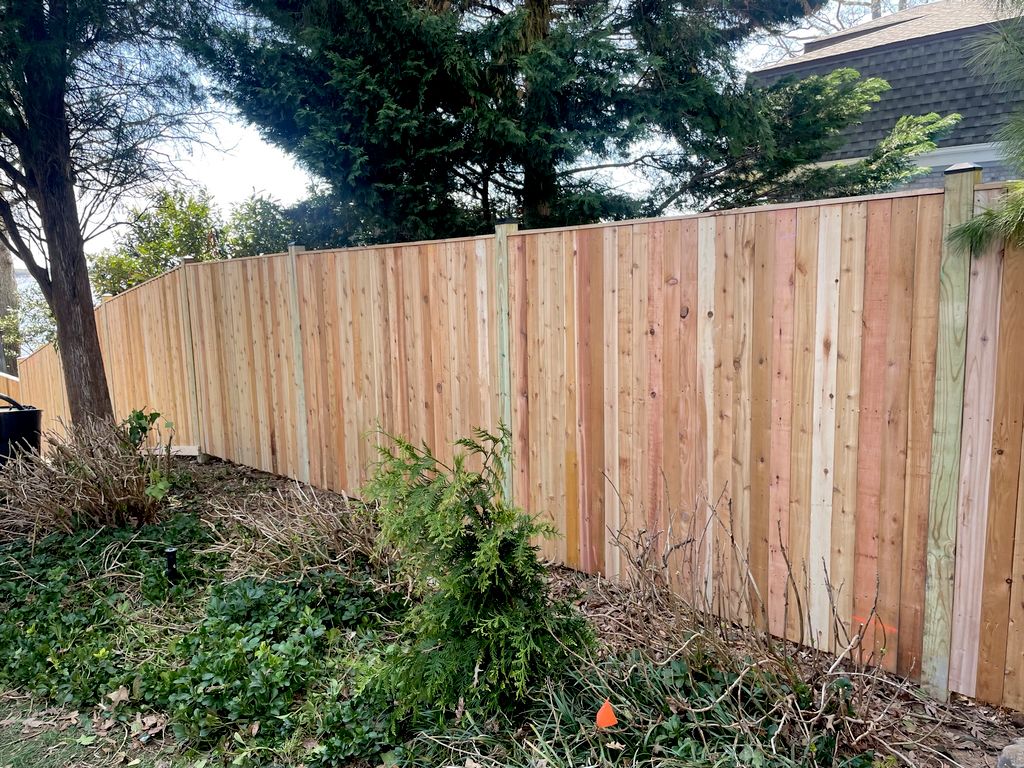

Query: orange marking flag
left=596, top=698, right=617, bottom=729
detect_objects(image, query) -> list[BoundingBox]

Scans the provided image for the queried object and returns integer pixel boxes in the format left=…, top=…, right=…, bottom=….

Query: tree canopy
left=89, top=186, right=322, bottom=296
left=0, top=0, right=209, bottom=420
left=193, top=0, right=957, bottom=244
left=90, top=188, right=224, bottom=296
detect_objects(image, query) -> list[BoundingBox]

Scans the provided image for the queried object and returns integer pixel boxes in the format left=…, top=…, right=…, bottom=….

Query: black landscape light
left=165, top=547, right=179, bottom=585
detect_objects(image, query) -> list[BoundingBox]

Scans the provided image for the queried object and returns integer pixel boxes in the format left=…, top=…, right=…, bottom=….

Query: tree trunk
left=0, top=241, right=18, bottom=375
left=34, top=169, right=113, bottom=423
left=46, top=228, right=112, bottom=423
left=871, top=0, right=882, bottom=18
left=520, top=0, right=558, bottom=228
left=522, top=156, right=558, bottom=227
left=22, top=35, right=113, bottom=423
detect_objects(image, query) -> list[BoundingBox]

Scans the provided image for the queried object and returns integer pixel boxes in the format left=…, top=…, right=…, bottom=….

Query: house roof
left=752, top=0, right=1024, bottom=164
left=758, top=0, right=1014, bottom=73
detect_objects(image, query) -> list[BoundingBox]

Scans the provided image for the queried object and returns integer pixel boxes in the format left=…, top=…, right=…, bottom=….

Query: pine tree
left=195, top=0, right=957, bottom=242
left=950, top=5, right=1024, bottom=254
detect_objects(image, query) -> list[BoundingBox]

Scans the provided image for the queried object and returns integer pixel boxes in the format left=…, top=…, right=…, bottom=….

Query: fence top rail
left=18, top=342, right=55, bottom=366
left=509, top=186, right=955, bottom=238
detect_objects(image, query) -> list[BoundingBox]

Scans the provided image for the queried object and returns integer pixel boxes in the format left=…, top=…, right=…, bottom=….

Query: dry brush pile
left=0, top=411, right=176, bottom=542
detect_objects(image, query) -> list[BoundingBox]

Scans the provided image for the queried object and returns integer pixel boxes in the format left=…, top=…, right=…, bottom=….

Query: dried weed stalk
left=202, top=482, right=395, bottom=583
left=0, top=420, right=172, bottom=543
left=563, top=488, right=988, bottom=767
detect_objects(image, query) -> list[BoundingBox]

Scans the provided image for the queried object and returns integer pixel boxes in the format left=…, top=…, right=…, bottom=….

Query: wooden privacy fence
left=15, top=167, right=1024, bottom=711
left=0, top=372, right=19, bottom=402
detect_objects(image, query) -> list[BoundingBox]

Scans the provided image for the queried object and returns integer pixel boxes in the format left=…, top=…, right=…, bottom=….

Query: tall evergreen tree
left=195, top=0, right=957, bottom=242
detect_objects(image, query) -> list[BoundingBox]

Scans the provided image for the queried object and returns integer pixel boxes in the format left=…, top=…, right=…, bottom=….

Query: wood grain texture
left=286, top=246, right=311, bottom=484
left=855, top=199, right=892, bottom=666
left=712, top=215, right=737, bottom=619
left=749, top=212, right=775, bottom=625
left=878, top=195, right=918, bottom=673
left=976, top=244, right=1024, bottom=705
left=732, top=214, right=754, bottom=621
left=949, top=190, right=1003, bottom=695
left=768, top=209, right=796, bottom=639
left=788, top=206, right=820, bottom=644
left=1004, top=387, right=1024, bottom=710
left=922, top=168, right=979, bottom=699
left=900, top=194, right=944, bottom=681
left=697, top=217, right=717, bottom=602
left=494, top=223, right=517, bottom=502
left=809, top=204, right=842, bottom=650
left=603, top=226, right=622, bottom=578
left=831, top=202, right=867, bottom=649
left=576, top=227, right=605, bottom=574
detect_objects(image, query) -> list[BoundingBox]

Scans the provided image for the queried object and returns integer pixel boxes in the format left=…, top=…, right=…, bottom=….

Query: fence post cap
left=944, top=162, right=983, bottom=175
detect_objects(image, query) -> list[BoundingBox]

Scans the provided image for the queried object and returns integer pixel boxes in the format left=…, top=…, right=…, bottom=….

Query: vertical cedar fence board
left=0, top=372, right=20, bottom=402
left=13, top=179, right=1024, bottom=711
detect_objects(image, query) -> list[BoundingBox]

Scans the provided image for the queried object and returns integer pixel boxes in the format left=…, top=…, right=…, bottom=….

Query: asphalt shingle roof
left=753, top=0, right=1023, bottom=161
left=757, top=0, right=1015, bottom=72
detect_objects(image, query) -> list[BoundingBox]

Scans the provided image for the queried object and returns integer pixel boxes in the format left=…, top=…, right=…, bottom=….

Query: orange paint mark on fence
left=852, top=614, right=898, bottom=638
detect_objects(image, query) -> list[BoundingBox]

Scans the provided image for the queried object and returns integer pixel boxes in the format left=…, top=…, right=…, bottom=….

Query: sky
left=73, top=117, right=314, bottom=257
left=10, top=118, right=311, bottom=272
left=176, top=119, right=313, bottom=213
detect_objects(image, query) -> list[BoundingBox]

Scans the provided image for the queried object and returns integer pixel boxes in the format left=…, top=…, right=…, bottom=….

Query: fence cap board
left=509, top=186, right=951, bottom=238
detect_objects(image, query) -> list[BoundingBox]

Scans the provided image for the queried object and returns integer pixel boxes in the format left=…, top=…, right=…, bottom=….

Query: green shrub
left=364, top=427, right=592, bottom=720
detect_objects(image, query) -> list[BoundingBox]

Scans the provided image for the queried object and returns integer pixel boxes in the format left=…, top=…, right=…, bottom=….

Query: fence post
left=494, top=220, right=518, bottom=505
left=922, top=162, right=982, bottom=700
left=177, top=258, right=203, bottom=455
left=99, top=293, right=117, bottom=418
left=286, top=243, right=311, bottom=484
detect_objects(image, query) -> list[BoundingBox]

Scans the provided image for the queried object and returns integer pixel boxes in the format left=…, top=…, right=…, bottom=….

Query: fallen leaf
left=106, top=686, right=130, bottom=708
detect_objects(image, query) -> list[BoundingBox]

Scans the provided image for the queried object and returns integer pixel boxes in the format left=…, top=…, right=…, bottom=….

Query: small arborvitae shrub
left=364, top=427, right=592, bottom=719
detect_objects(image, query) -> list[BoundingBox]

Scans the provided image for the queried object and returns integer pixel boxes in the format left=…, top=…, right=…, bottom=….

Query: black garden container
left=0, top=394, right=41, bottom=466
